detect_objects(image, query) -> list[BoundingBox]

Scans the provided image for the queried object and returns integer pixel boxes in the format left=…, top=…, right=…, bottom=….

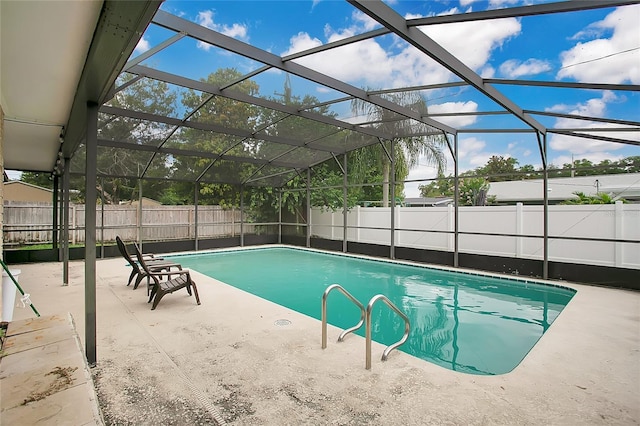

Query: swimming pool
left=170, top=246, right=575, bottom=375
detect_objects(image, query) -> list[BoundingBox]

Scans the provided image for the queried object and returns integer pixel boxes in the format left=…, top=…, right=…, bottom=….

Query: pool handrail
left=321, top=284, right=366, bottom=349
left=365, top=294, right=411, bottom=370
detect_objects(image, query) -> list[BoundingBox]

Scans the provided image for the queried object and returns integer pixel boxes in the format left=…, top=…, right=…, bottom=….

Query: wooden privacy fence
left=2, top=202, right=254, bottom=245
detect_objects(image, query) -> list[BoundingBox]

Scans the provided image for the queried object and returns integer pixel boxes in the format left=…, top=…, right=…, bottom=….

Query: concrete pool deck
left=1, top=253, right=639, bottom=425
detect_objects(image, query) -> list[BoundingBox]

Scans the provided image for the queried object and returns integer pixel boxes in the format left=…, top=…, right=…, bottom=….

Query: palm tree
left=351, top=91, right=446, bottom=207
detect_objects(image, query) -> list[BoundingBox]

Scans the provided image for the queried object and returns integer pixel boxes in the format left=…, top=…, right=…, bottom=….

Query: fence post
left=72, top=205, right=77, bottom=245
left=516, top=202, right=523, bottom=258
left=447, top=204, right=454, bottom=251
left=615, top=201, right=623, bottom=267
left=356, top=205, right=361, bottom=242
left=331, top=209, right=336, bottom=240
left=231, top=206, right=236, bottom=237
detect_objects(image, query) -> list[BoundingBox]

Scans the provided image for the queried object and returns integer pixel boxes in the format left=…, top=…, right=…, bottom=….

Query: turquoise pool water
left=170, top=247, right=575, bottom=375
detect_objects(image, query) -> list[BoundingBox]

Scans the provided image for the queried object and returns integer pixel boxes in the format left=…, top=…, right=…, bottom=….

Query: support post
left=516, top=202, right=523, bottom=258
left=57, top=174, right=64, bottom=261
left=278, top=189, right=282, bottom=244
left=240, top=186, right=244, bottom=247
left=62, top=157, right=70, bottom=285
left=85, top=101, right=98, bottom=366
left=541, top=133, right=549, bottom=279
left=343, top=153, right=348, bottom=253
left=137, top=178, right=143, bottom=251
left=453, top=134, right=459, bottom=268
left=390, top=139, right=396, bottom=260
left=194, top=182, right=199, bottom=251
left=100, top=177, right=104, bottom=259
left=52, top=176, right=59, bottom=252
left=306, top=168, right=311, bottom=248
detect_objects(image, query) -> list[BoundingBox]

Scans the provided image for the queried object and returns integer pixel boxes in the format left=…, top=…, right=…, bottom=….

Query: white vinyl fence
left=2, top=202, right=254, bottom=245
left=311, top=202, right=640, bottom=269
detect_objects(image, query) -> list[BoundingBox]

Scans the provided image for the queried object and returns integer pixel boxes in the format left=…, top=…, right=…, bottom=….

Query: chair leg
left=148, top=285, right=158, bottom=304
left=151, top=290, right=165, bottom=310
left=127, top=270, right=137, bottom=286
left=134, top=273, right=146, bottom=290
left=191, top=281, right=201, bottom=305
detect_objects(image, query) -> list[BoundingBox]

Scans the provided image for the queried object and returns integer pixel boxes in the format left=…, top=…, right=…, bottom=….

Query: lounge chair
left=115, top=236, right=182, bottom=290
left=135, top=247, right=201, bottom=310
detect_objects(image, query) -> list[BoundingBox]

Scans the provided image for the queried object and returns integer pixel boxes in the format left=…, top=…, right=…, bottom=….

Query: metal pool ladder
left=321, top=284, right=411, bottom=370
left=365, top=294, right=410, bottom=370
left=321, top=284, right=365, bottom=348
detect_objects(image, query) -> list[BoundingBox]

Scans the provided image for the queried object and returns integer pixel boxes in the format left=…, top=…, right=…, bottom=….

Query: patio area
left=1, top=252, right=639, bottom=425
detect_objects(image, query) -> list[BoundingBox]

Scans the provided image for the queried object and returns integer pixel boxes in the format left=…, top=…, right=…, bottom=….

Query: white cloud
left=282, top=12, right=520, bottom=89
left=405, top=163, right=441, bottom=197
left=458, top=137, right=486, bottom=159
left=557, top=5, right=640, bottom=84
left=457, top=0, right=521, bottom=10
left=499, top=58, right=551, bottom=78
left=547, top=91, right=638, bottom=154
left=435, top=8, right=460, bottom=16
left=134, top=36, right=150, bottom=54
left=352, top=10, right=380, bottom=32
left=429, top=101, right=478, bottom=127
left=195, top=10, right=248, bottom=51
left=479, top=65, right=496, bottom=78
left=420, top=18, right=521, bottom=71
left=283, top=31, right=397, bottom=86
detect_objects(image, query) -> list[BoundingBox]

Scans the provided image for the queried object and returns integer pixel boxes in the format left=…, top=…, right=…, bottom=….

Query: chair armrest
left=147, top=268, right=189, bottom=278
left=147, top=261, right=182, bottom=271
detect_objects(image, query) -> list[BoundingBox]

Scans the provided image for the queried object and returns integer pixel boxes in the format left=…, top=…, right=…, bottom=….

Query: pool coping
left=3, top=254, right=638, bottom=424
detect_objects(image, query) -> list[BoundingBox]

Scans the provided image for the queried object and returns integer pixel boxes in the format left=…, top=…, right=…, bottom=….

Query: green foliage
left=419, top=174, right=495, bottom=205
left=19, top=172, right=54, bottom=189
left=420, top=155, right=639, bottom=205
left=473, top=156, right=520, bottom=181
left=418, top=172, right=454, bottom=198
left=549, top=156, right=640, bottom=177
left=350, top=91, right=446, bottom=207
left=459, top=177, right=493, bottom=206
left=561, top=191, right=626, bottom=204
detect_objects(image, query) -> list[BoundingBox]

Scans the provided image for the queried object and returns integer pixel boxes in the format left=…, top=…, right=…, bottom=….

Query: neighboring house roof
left=488, top=173, right=640, bottom=203
left=3, top=180, right=53, bottom=203
left=404, top=197, right=454, bottom=207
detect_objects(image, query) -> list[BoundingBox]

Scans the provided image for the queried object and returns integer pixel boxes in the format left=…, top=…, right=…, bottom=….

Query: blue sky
left=135, top=0, right=639, bottom=197
left=17, top=1, right=640, bottom=196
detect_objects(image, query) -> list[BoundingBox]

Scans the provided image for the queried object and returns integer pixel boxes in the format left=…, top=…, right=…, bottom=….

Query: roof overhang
left=0, top=0, right=161, bottom=173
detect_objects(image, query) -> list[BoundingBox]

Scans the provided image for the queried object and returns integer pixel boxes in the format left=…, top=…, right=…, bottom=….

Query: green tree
left=20, top=172, right=54, bottom=189
left=351, top=91, right=446, bottom=207
left=474, top=155, right=519, bottom=181
left=418, top=172, right=454, bottom=198
left=72, top=74, right=179, bottom=204
left=174, top=69, right=261, bottom=206
left=459, top=177, right=492, bottom=206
